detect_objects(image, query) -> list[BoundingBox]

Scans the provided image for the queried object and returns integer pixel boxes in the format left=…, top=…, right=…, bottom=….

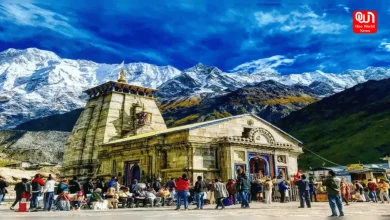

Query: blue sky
left=1, top=0, right=390, bottom=74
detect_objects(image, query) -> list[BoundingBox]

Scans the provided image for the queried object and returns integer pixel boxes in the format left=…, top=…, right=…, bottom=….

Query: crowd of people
left=0, top=169, right=389, bottom=216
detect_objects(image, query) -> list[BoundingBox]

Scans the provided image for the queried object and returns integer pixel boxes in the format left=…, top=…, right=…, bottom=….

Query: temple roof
left=102, top=113, right=302, bottom=146
left=83, top=81, right=157, bottom=97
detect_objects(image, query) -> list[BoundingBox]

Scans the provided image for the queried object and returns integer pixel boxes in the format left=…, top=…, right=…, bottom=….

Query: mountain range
left=1, top=48, right=390, bottom=130
left=277, top=78, right=390, bottom=168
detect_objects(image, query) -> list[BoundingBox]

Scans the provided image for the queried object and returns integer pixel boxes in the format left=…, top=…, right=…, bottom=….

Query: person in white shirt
left=146, top=187, right=161, bottom=207
left=43, top=175, right=56, bottom=211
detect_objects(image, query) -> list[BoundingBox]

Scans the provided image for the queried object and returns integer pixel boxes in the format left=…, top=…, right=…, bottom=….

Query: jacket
left=322, top=176, right=341, bottom=196
left=0, top=180, right=9, bottom=194
left=278, top=181, right=288, bottom=192
left=213, top=182, right=229, bottom=199
left=31, top=178, right=45, bottom=192
left=226, top=181, right=235, bottom=194
left=57, top=182, right=69, bottom=195
left=69, top=180, right=81, bottom=194
left=153, top=181, right=161, bottom=192
left=176, top=178, right=190, bottom=191
left=238, top=174, right=250, bottom=191
left=83, top=181, right=94, bottom=194
left=368, top=181, right=377, bottom=191
left=107, top=179, right=116, bottom=188
left=14, top=182, right=27, bottom=196
left=295, top=179, right=310, bottom=191
left=194, top=180, right=207, bottom=193
left=309, top=182, right=317, bottom=192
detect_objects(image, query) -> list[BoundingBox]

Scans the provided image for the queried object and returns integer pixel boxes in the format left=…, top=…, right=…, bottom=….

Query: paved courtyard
left=1, top=201, right=390, bottom=219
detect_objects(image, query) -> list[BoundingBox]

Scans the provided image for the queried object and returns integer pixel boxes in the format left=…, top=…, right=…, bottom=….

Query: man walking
left=295, top=175, right=311, bottom=208
left=10, top=178, right=28, bottom=210
left=379, top=179, right=390, bottom=204
left=323, top=170, right=344, bottom=217
left=194, top=176, right=207, bottom=209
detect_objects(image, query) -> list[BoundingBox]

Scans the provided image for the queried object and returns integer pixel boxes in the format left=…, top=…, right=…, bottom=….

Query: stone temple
left=62, top=70, right=303, bottom=184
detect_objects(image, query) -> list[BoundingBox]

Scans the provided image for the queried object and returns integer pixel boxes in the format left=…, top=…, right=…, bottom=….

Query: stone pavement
left=0, top=201, right=389, bottom=219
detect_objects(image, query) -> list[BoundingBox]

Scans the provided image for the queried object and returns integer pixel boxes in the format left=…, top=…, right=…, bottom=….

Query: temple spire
left=117, top=61, right=127, bottom=83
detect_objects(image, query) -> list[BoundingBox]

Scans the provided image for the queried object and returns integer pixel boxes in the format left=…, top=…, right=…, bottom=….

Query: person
left=56, top=192, right=71, bottom=211
left=72, top=191, right=84, bottom=210
left=367, top=179, right=378, bottom=202
left=264, top=178, right=273, bottom=204
left=107, top=176, right=117, bottom=189
left=10, top=178, right=28, bottom=210
left=83, top=178, right=94, bottom=195
left=0, top=176, right=9, bottom=206
left=96, top=178, right=105, bottom=193
left=322, top=170, right=344, bottom=217
left=175, top=174, right=190, bottom=210
left=153, top=178, right=162, bottom=192
left=134, top=187, right=147, bottom=207
left=118, top=187, right=134, bottom=208
left=238, top=171, right=250, bottom=208
left=207, top=180, right=216, bottom=205
left=69, top=176, right=81, bottom=194
left=213, top=178, right=229, bottom=210
left=30, top=174, right=45, bottom=210
left=355, top=181, right=366, bottom=202
left=145, top=186, right=161, bottom=207
left=90, top=188, right=106, bottom=210
left=44, top=174, right=56, bottom=211
left=295, top=174, right=311, bottom=208
left=379, top=179, right=390, bottom=204
left=106, top=187, right=119, bottom=209
left=340, top=178, right=349, bottom=206
left=165, top=178, right=176, bottom=193
left=194, top=176, right=207, bottom=209
left=157, top=187, right=171, bottom=206
left=226, top=179, right=237, bottom=205
left=278, top=179, right=288, bottom=203
left=57, top=179, right=69, bottom=195
left=309, top=178, right=318, bottom=202
left=130, top=179, right=139, bottom=193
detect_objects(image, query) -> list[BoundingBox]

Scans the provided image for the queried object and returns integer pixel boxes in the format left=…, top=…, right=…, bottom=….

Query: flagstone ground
left=0, top=201, right=389, bottom=219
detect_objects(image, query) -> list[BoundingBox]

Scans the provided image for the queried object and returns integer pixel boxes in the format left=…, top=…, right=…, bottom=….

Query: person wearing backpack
left=368, top=179, right=378, bottom=202
left=264, top=178, right=273, bottom=204
left=30, top=174, right=45, bottom=210
left=193, top=176, right=207, bottom=209
left=10, top=178, right=28, bottom=210
left=0, top=175, right=9, bottom=206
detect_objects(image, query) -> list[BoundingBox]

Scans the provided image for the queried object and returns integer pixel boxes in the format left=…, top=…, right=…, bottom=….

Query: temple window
left=202, top=148, right=216, bottom=168
left=242, top=127, right=252, bottom=138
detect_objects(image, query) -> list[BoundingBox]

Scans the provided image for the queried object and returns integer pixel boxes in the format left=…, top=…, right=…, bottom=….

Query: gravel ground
left=0, top=201, right=389, bottom=219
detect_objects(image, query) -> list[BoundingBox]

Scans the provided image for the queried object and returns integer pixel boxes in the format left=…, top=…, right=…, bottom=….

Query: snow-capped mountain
left=158, top=64, right=390, bottom=99
left=1, top=47, right=390, bottom=129
left=0, top=48, right=180, bottom=128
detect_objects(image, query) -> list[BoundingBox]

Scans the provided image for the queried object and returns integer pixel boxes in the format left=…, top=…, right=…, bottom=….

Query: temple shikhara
left=62, top=69, right=303, bottom=184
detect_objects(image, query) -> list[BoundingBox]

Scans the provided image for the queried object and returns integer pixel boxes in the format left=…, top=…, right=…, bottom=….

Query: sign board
left=346, top=164, right=364, bottom=171
left=137, top=112, right=152, bottom=126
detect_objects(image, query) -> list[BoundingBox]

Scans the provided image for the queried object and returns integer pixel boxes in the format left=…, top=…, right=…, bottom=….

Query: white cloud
left=254, top=6, right=347, bottom=34
left=337, top=4, right=350, bottom=12
left=379, top=42, right=390, bottom=52
left=230, top=55, right=295, bottom=74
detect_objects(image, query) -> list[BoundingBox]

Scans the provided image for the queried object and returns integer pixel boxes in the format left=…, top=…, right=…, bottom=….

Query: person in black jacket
left=0, top=176, right=9, bottom=205
left=83, top=178, right=94, bottom=195
left=194, top=176, right=207, bottom=209
left=10, top=178, right=28, bottom=210
left=69, top=176, right=81, bottom=194
left=295, top=175, right=311, bottom=208
left=238, top=172, right=250, bottom=208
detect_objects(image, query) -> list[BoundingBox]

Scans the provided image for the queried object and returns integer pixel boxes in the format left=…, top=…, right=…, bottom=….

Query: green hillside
left=277, top=79, right=390, bottom=169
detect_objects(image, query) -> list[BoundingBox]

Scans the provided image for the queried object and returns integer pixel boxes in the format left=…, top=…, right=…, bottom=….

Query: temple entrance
left=249, top=157, right=267, bottom=179
left=123, top=161, right=141, bottom=186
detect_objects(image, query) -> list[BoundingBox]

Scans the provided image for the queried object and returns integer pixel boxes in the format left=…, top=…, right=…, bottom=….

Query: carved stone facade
left=62, top=74, right=304, bottom=183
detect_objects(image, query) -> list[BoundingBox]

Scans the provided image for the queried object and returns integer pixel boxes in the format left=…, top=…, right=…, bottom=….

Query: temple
left=62, top=69, right=303, bottom=184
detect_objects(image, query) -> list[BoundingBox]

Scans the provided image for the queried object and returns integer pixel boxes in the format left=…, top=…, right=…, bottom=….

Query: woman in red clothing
left=175, top=174, right=190, bottom=210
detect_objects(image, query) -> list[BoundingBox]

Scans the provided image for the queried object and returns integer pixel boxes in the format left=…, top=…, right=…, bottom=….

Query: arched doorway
left=249, top=157, right=268, bottom=178
left=124, top=161, right=141, bottom=186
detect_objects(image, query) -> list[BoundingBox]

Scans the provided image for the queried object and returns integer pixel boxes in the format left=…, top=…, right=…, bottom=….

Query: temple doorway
left=123, top=161, right=141, bottom=186
left=249, top=157, right=267, bottom=179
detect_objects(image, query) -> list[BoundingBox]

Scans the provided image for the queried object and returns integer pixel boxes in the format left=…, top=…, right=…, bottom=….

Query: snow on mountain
left=0, top=48, right=180, bottom=128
